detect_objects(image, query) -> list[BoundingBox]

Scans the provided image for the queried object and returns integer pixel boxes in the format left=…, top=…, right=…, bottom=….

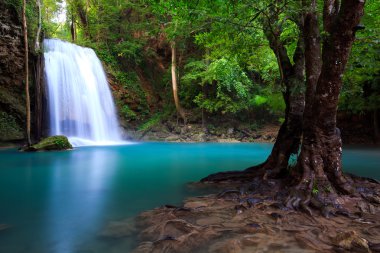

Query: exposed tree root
left=123, top=175, right=380, bottom=253
left=201, top=149, right=293, bottom=183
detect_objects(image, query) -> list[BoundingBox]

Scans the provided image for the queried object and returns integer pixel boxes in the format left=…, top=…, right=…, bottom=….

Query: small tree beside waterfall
left=22, top=0, right=31, bottom=146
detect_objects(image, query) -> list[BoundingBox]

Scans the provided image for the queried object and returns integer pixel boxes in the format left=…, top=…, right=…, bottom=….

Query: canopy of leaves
left=33, top=0, right=378, bottom=123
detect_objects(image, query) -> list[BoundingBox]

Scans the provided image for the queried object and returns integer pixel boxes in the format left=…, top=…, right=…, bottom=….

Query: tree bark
left=246, top=20, right=305, bottom=176
left=71, top=14, right=76, bottom=42
left=76, top=1, right=90, bottom=38
left=35, top=0, right=41, bottom=51
left=202, top=1, right=365, bottom=195
left=374, top=109, right=379, bottom=143
left=22, top=0, right=31, bottom=146
left=171, top=41, right=186, bottom=123
left=202, top=16, right=306, bottom=182
left=34, top=54, right=43, bottom=141
left=290, top=0, right=366, bottom=207
left=303, top=0, right=322, bottom=130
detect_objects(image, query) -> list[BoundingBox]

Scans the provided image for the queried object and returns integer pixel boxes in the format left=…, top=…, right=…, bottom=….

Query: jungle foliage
left=10, top=0, right=379, bottom=126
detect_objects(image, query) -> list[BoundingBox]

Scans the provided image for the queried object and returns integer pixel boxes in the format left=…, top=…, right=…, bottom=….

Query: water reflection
left=45, top=148, right=118, bottom=253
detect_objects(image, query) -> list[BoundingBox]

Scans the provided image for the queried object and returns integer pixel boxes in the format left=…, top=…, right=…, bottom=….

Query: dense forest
left=0, top=0, right=379, bottom=145
left=1, top=1, right=380, bottom=252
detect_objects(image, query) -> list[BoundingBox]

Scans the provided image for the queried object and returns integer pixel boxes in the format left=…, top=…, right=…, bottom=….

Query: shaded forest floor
left=127, top=122, right=280, bottom=143
left=124, top=116, right=378, bottom=145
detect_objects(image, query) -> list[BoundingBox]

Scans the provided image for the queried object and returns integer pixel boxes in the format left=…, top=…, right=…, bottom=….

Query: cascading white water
left=44, top=39, right=124, bottom=147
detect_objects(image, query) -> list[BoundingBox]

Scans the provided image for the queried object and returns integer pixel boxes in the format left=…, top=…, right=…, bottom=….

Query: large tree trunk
left=246, top=20, right=305, bottom=176
left=288, top=0, right=366, bottom=210
left=303, top=0, right=322, bottom=132
left=22, top=0, right=31, bottom=146
left=171, top=41, right=186, bottom=123
left=202, top=18, right=306, bottom=182
left=202, top=0, right=365, bottom=194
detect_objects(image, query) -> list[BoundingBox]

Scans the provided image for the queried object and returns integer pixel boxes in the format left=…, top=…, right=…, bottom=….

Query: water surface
left=0, top=143, right=378, bottom=253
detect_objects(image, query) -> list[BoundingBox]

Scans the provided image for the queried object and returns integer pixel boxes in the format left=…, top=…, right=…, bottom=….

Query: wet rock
left=239, top=223, right=262, bottom=234
left=357, top=201, right=377, bottom=214
left=333, top=231, right=370, bottom=253
left=184, top=201, right=208, bottom=209
left=217, top=189, right=241, bottom=199
left=245, top=197, right=263, bottom=207
left=165, top=135, right=180, bottom=142
left=263, top=135, right=271, bottom=141
left=269, top=212, right=283, bottom=219
left=369, top=242, right=380, bottom=252
left=222, top=222, right=247, bottom=229
left=208, top=238, right=242, bottom=253
left=369, top=204, right=376, bottom=214
left=22, top=135, right=72, bottom=151
left=193, top=133, right=206, bottom=142
left=136, top=218, right=221, bottom=253
left=235, top=204, right=247, bottom=214
left=196, top=217, right=224, bottom=226
left=246, top=223, right=261, bottom=229
left=180, top=127, right=188, bottom=135
left=173, top=126, right=181, bottom=135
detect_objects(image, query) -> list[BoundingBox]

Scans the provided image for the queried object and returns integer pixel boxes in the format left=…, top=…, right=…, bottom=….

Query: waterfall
left=44, top=39, right=124, bottom=147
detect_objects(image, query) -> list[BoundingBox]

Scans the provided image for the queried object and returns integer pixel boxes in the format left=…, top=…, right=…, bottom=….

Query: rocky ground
left=122, top=115, right=378, bottom=145
left=125, top=123, right=280, bottom=143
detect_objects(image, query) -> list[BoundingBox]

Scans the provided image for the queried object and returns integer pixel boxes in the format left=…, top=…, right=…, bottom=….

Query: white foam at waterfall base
left=44, top=39, right=127, bottom=147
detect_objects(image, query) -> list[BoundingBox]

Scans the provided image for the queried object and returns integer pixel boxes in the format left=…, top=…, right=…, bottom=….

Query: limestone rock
left=23, top=135, right=73, bottom=151
left=0, top=2, right=26, bottom=141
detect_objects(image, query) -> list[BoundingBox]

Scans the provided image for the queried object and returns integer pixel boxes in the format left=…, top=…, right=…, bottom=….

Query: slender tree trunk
left=22, top=0, right=31, bottom=146
left=77, top=2, right=90, bottom=38
left=289, top=0, right=366, bottom=208
left=71, top=14, right=76, bottom=42
left=34, top=54, right=43, bottom=140
left=171, top=41, right=186, bottom=123
left=35, top=0, right=42, bottom=51
left=374, top=109, right=379, bottom=143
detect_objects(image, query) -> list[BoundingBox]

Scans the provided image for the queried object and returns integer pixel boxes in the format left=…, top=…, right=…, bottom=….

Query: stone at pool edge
left=21, top=135, right=73, bottom=152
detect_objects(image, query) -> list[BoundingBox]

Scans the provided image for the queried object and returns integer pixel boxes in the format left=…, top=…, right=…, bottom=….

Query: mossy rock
left=23, top=136, right=73, bottom=151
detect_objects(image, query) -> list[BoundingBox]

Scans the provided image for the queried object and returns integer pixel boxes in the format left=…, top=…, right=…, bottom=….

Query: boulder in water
left=22, top=135, right=72, bottom=151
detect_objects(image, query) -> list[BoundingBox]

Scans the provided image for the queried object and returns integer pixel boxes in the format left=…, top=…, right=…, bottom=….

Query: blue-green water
left=0, top=143, right=379, bottom=253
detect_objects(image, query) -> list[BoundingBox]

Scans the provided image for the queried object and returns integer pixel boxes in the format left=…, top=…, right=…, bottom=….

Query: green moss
left=120, top=105, right=137, bottom=121
left=0, top=111, right=24, bottom=141
left=138, top=107, right=173, bottom=132
left=0, top=87, right=26, bottom=118
left=26, top=136, right=73, bottom=151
